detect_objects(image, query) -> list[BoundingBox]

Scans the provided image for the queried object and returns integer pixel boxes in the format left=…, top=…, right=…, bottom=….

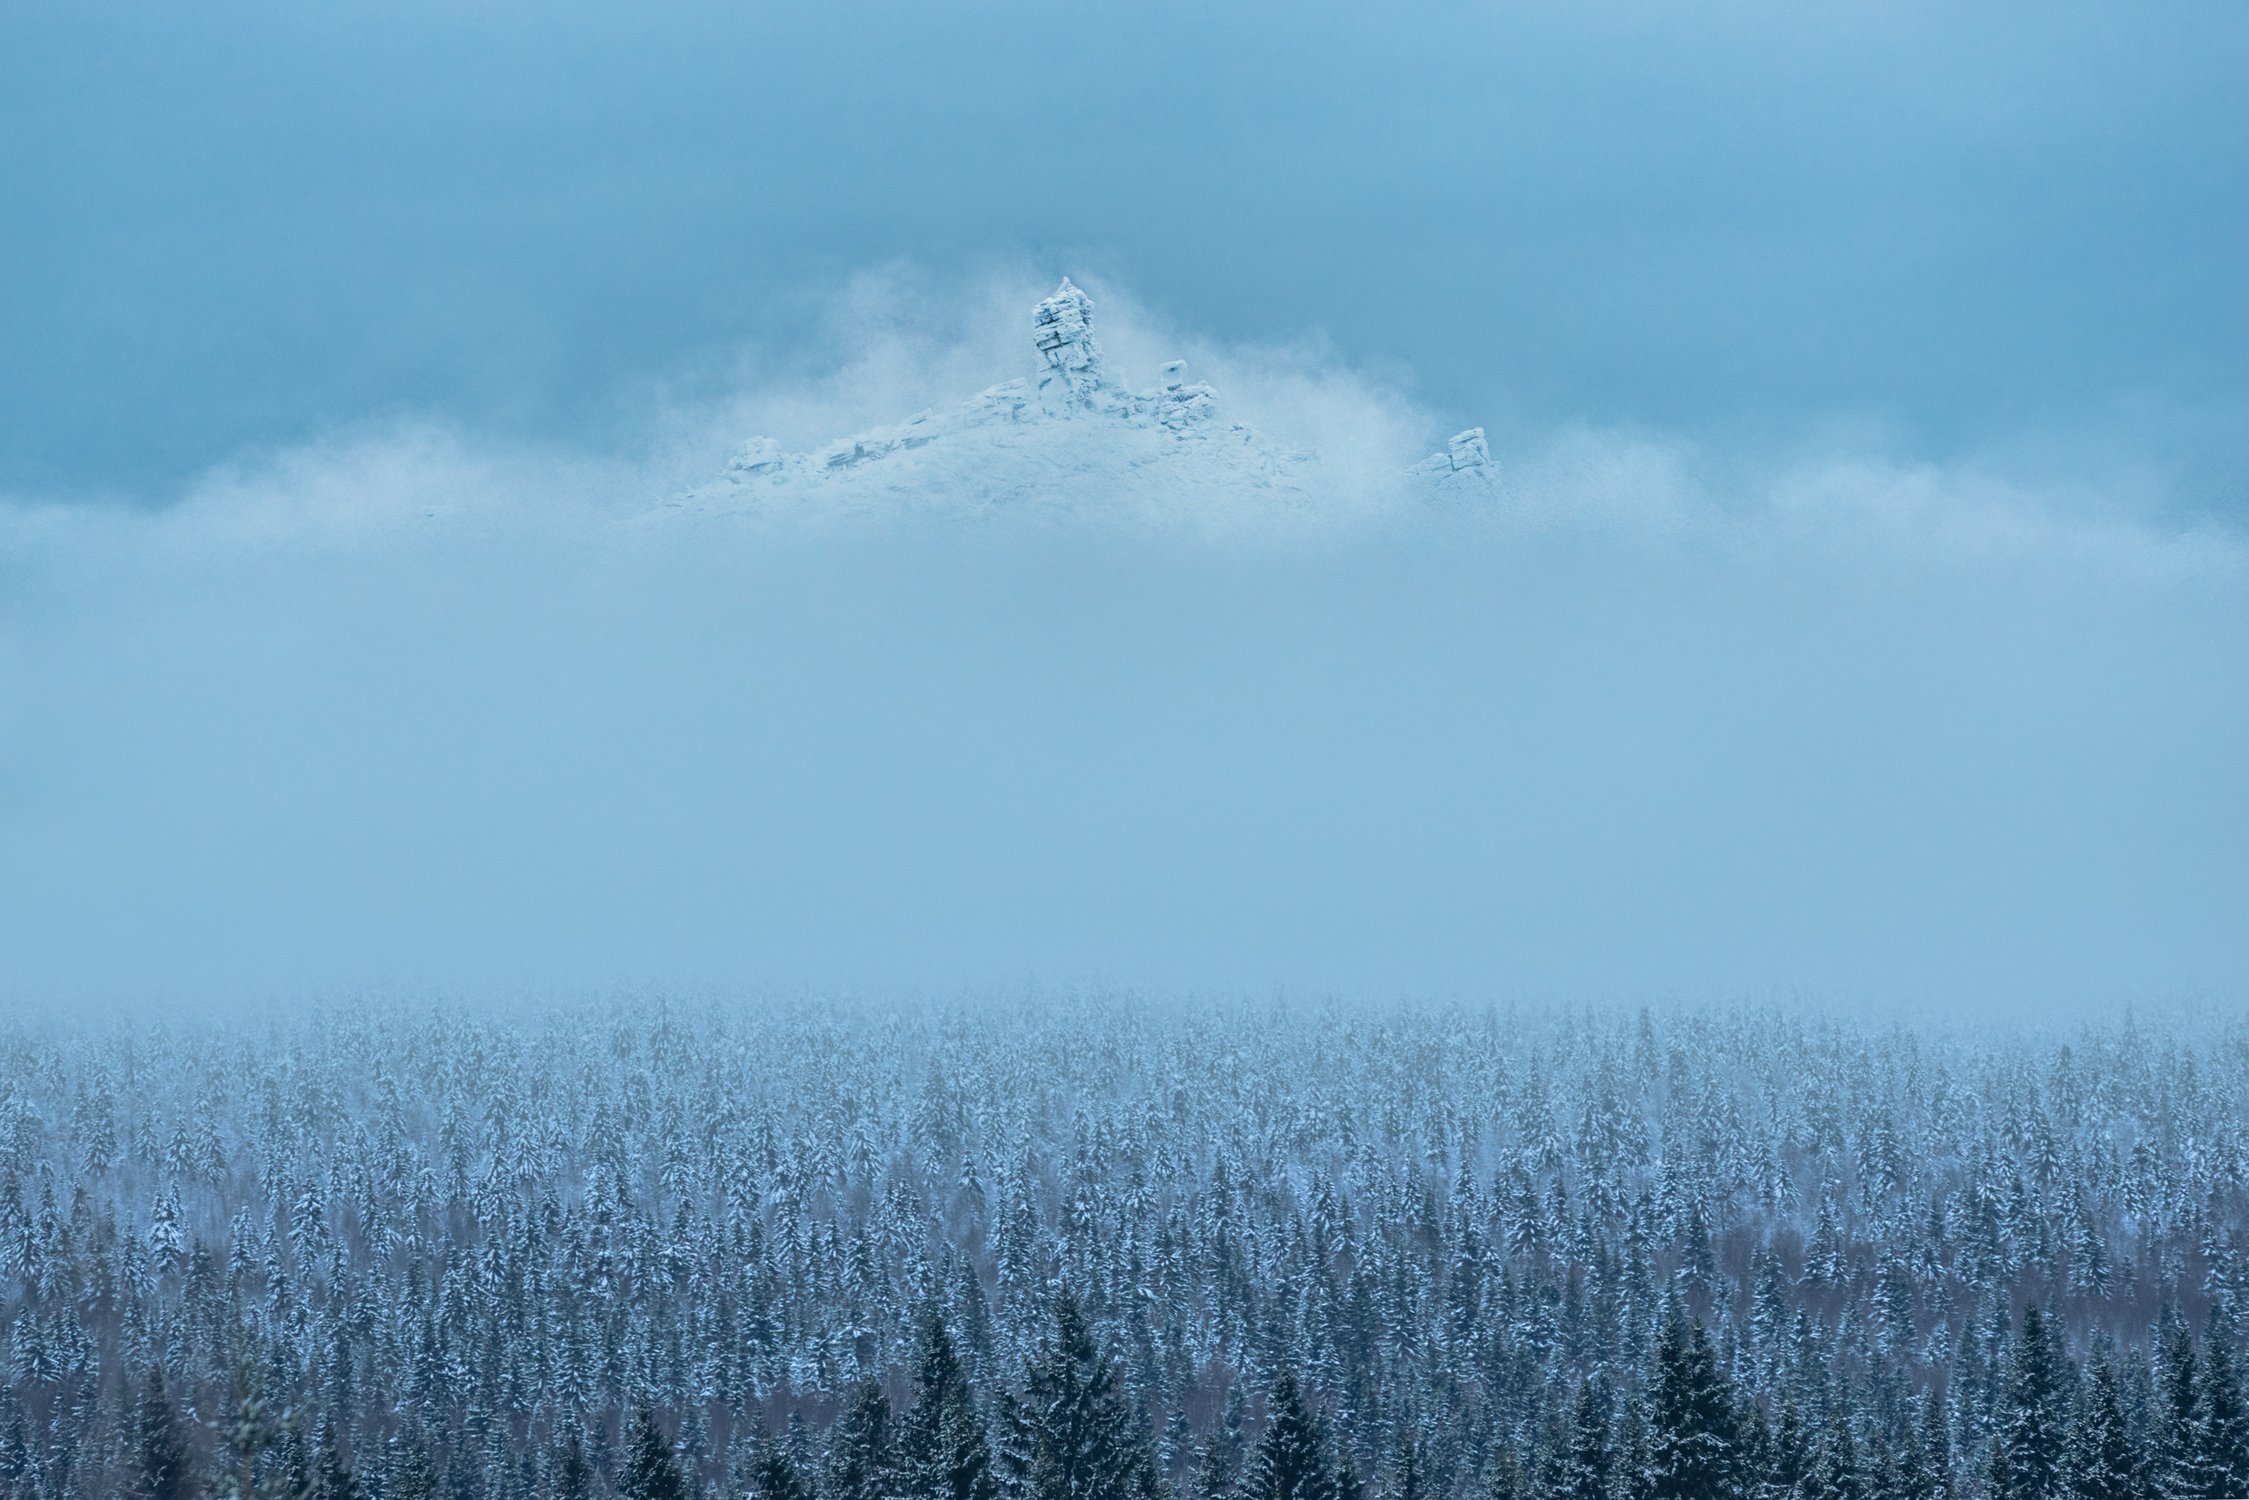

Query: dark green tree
left=552, top=1424, right=594, bottom=1500
left=1480, top=1444, right=1525, bottom=1500
left=128, top=1367, right=194, bottom=1500
left=1188, top=1438, right=1235, bottom=1500
left=383, top=1428, right=437, bottom=1500
left=828, top=1379, right=896, bottom=1500
left=286, top=1421, right=316, bottom=1500
left=1648, top=1311, right=1740, bottom=1499
left=1558, top=1382, right=1612, bottom=1500
left=1763, top=1400, right=1815, bottom=1500
left=2159, top=1321, right=2202, bottom=1500
left=620, top=1407, right=689, bottom=1500
left=2064, top=1349, right=2144, bottom=1500
left=1994, top=1304, right=2070, bottom=1500
left=1383, top=1431, right=1426, bottom=1500
left=995, top=1390, right=1037, bottom=1500
left=310, top=1420, right=367, bottom=1500
left=998, top=1291, right=1160, bottom=1500
left=1916, top=1390, right=1956, bottom=1500
left=1247, top=1372, right=1337, bottom=1500
left=213, top=1366, right=299, bottom=1500
left=2191, top=1317, right=2249, bottom=1500
left=898, top=1310, right=999, bottom=1500
left=751, top=1430, right=818, bottom=1500
left=1734, top=1402, right=1773, bottom=1498
left=1807, top=1419, right=1864, bottom=1500
left=1880, top=1423, right=1931, bottom=1500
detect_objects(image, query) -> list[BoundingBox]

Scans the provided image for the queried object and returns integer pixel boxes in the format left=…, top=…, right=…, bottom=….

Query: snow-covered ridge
left=661, top=279, right=1497, bottom=519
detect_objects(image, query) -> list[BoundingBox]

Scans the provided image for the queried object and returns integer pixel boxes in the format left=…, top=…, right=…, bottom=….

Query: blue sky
left=3, top=0, right=2243, bottom=512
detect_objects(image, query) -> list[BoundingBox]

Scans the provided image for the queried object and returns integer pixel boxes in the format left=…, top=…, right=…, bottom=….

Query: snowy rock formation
left=665, top=280, right=1497, bottom=519
left=1033, top=277, right=1106, bottom=414
left=1408, top=424, right=1499, bottom=497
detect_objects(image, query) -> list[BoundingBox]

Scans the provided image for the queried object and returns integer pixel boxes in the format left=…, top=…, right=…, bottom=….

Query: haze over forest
left=2, top=6, right=2246, bottom=1500
left=6, top=0, right=2245, bottom=1010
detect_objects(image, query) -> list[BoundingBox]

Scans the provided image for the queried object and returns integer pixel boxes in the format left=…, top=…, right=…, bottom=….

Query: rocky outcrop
left=1033, top=278, right=1106, bottom=414
left=671, top=280, right=1496, bottom=517
left=1409, top=425, right=1500, bottom=496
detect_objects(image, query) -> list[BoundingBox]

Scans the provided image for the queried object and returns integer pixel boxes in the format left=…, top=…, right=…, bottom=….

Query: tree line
left=3, top=998, right=2246, bottom=1499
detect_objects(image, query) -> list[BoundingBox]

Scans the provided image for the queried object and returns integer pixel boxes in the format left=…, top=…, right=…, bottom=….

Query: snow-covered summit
left=663, top=281, right=1496, bottom=520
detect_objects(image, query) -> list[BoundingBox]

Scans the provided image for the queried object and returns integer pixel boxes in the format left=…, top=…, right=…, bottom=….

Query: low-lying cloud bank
left=2, top=272, right=2242, bottom=1010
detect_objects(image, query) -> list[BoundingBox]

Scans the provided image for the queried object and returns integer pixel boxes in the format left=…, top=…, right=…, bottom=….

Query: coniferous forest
left=4, top=1000, right=2248, bottom=1500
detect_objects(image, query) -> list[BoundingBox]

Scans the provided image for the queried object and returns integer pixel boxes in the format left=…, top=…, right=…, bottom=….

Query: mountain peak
left=664, top=280, right=1498, bottom=519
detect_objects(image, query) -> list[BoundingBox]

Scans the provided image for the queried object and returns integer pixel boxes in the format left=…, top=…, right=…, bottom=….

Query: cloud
left=9, top=0, right=2243, bottom=517
left=1, top=271, right=2242, bottom=1011
left=8, top=264, right=2238, bottom=563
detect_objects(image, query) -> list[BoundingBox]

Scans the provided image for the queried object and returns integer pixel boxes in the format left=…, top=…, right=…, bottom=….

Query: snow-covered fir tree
left=0, top=997, right=2243, bottom=1499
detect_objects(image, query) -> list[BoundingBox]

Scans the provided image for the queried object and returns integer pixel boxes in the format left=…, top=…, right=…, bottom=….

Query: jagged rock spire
left=1033, top=278, right=1105, bottom=413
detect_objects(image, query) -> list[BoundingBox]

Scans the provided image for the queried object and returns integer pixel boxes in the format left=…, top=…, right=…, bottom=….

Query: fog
left=3, top=279, right=2240, bottom=1012
left=4, top=2, right=2243, bottom=518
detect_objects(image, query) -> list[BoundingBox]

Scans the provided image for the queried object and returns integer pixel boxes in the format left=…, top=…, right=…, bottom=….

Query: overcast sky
left=3, top=0, right=2243, bottom=514
left=2, top=2, right=2244, bottom=1010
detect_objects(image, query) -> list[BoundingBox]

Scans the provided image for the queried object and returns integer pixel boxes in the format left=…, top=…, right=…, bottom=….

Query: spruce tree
left=279, top=1419, right=314, bottom=1500
left=311, top=1421, right=368, bottom=1500
left=1558, top=1383, right=1611, bottom=1500
left=384, top=1429, right=438, bottom=1500
left=620, top=1407, right=689, bottom=1500
left=2064, top=1350, right=2143, bottom=1500
left=1614, top=1390, right=1654, bottom=1500
left=1994, top=1304, right=2070, bottom=1500
left=552, top=1424, right=594, bottom=1500
left=1248, top=1371, right=1337, bottom=1500
left=996, top=1389, right=1038, bottom=1500
left=214, top=1368, right=296, bottom=1500
left=1917, top=1389, right=1956, bottom=1500
left=899, top=1310, right=999, bottom=1500
left=1765, top=1400, right=1814, bottom=1500
left=1162, top=1414, right=1194, bottom=1485
left=828, top=1379, right=896, bottom=1500
left=1735, top=1402, right=1774, bottom=1498
left=1188, top=1438, right=1235, bottom=1500
left=1808, top=1419, right=1864, bottom=1500
left=1648, top=1311, right=1740, bottom=1499
left=2159, top=1320, right=2202, bottom=1500
left=751, top=1431, right=817, bottom=1500
left=1480, top=1445, right=1524, bottom=1500
left=1383, top=1431, right=1426, bottom=1500
left=1884, top=1420, right=1932, bottom=1500
left=2191, top=1319, right=2249, bottom=1500
left=1000, top=1291, right=1160, bottom=1500
left=129, top=1366, right=194, bottom=1500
